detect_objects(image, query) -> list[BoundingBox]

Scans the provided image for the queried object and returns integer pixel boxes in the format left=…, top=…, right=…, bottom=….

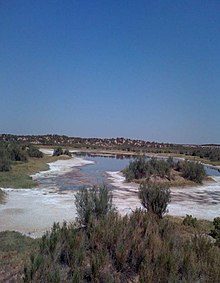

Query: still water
left=36, top=154, right=220, bottom=190
left=39, top=154, right=220, bottom=221
left=36, top=154, right=133, bottom=190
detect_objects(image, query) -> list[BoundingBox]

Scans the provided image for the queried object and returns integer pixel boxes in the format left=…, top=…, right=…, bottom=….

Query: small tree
left=75, top=184, right=114, bottom=227
left=53, top=147, right=63, bottom=156
left=139, top=183, right=171, bottom=218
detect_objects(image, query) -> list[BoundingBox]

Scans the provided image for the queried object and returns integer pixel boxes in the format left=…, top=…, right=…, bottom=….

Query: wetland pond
left=1, top=153, right=220, bottom=237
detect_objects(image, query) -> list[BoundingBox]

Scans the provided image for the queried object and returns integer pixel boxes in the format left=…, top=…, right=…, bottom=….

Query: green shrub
left=0, top=156, right=11, bottom=171
left=211, top=217, right=220, bottom=246
left=8, top=144, right=28, bottom=162
left=183, top=214, right=198, bottom=228
left=75, top=184, right=114, bottom=227
left=0, top=142, right=31, bottom=172
left=123, top=157, right=172, bottom=181
left=27, top=146, right=43, bottom=158
left=177, top=160, right=206, bottom=183
left=23, top=210, right=220, bottom=282
left=53, top=147, right=63, bottom=156
left=139, top=183, right=171, bottom=218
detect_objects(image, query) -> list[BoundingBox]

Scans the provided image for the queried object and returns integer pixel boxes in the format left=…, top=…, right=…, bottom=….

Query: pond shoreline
left=0, top=150, right=220, bottom=237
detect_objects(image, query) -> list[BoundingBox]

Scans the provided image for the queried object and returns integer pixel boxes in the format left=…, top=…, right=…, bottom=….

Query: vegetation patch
left=22, top=185, right=220, bottom=282
left=211, top=217, right=220, bottom=246
left=183, top=214, right=198, bottom=228
left=0, top=155, right=69, bottom=188
left=123, top=157, right=206, bottom=186
left=75, top=184, right=115, bottom=227
left=0, top=231, right=37, bottom=282
left=0, top=142, right=43, bottom=173
left=53, top=146, right=72, bottom=157
left=24, top=212, right=220, bottom=282
left=0, top=184, right=217, bottom=282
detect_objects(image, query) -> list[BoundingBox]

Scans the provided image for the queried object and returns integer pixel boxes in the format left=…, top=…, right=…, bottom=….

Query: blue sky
left=0, top=0, right=220, bottom=144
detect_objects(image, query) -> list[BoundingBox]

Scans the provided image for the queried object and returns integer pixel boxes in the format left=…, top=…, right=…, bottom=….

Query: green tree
left=139, top=183, right=171, bottom=218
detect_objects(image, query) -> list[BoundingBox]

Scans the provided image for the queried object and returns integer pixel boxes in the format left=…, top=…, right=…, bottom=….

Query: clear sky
left=0, top=0, right=220, bottom=144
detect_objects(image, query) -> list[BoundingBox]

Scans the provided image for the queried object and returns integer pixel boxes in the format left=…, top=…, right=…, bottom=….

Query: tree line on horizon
left=1, top=134, right=220, bottom=163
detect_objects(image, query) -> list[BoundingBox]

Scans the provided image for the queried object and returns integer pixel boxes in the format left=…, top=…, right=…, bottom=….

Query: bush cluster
left=0, top=142, right=43, bottom=172
left=123, top=157, right=206, bottom=184
left=176, top=160, right=206, bottom=183
left=183, top=214, right=198, bottom=228
left=24, top=185, right=220, bottom=282
left=27, top=145, right=43, bottom=158
left=0, top=151, right=11, bottom=172
left=123, top=157, right=173, bottom=181
left=53, top=147, right=71, bottom=157
left=211, top=217, right=220, bottom=247
left=24, top=211, right=220, bottom=282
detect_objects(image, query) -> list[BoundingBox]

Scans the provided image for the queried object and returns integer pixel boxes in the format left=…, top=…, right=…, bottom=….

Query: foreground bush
left=183, top=214, right=198, bottom=228
left=23, top=210, right=220, bottom=282
left=139, top=183, right=171, bottom=218
left=211, top=217, right=220, bottom=246
left=75, top=185, right=114, bottom=226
